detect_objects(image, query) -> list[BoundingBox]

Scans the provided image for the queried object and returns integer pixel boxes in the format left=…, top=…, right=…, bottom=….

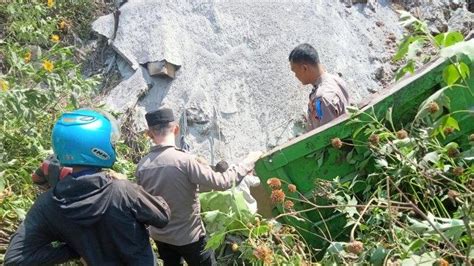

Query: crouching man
left=5, top=109, right=170, bottom=266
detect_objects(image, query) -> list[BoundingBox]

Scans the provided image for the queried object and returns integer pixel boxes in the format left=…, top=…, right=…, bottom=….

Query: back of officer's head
left=145, top=108, right=179, bottom=137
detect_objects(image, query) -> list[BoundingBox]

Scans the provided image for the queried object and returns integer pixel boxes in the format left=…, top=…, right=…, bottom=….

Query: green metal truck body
left=254, top=57, right=474, bottom=249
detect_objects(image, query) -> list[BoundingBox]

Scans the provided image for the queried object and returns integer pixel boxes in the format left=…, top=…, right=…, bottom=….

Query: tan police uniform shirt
left=307, top=73, right=350, bottom=131
left=135, top=145, right=250, bottom=246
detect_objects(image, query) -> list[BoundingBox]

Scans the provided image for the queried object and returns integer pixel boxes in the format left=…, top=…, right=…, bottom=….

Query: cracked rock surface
left=93, top=0, right=406, bottom=163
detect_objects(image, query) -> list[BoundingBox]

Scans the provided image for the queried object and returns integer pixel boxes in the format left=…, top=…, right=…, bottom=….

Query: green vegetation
left=200, top=188, right=314, bottom=265
left=0, top=1, right=472, bottom=265
left=203, top=11, right=473, bottom=266
left=0, top=0, right=114, bottom=261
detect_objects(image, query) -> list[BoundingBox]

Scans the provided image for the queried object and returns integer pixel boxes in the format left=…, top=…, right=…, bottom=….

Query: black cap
left=145, top=108, right=175, bottom=127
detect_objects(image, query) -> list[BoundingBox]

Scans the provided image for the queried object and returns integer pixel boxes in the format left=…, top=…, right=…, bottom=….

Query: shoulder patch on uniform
left=314, top=98, right=323, bottom=119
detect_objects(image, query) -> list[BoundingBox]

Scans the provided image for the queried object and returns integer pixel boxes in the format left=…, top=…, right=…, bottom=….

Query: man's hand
left=241, top=151, right=264, bottom=172
left=301, top=114, right=308, bottom=123
left=32, top=155, right=72, bottom=188
left=105, top=169, right=127, bottom=180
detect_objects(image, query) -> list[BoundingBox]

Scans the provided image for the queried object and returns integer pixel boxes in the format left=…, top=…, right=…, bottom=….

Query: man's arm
left=314, top=95, right=343, bottom=126
left=186, top=152, right=262, bottom=191
left=128, top=182, right=170, bottom=228
left=4, top=203, right=79, bottom=265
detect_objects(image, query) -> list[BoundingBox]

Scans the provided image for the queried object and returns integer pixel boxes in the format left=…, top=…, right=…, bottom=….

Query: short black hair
left=288, top=43, right=320, bottom=65
left=149, top=122, right=176, bottom=136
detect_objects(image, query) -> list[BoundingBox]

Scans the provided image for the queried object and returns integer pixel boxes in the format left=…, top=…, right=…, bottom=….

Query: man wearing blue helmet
left=5, top=109, right=171, bottom=266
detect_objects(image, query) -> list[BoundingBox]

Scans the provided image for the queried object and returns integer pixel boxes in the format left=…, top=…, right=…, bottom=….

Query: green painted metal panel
left=254, top=57, right=474, bottom=251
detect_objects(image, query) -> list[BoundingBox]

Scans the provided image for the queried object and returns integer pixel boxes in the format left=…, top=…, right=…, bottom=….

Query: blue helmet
left=52, top=109, right=120, bottom=168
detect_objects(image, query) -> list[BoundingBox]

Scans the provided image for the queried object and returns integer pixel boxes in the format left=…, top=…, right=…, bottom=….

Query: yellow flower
left=51, top=34, right=60, bottom=43
left=43, top=60, right=54, bottom=72
left=58, top=20, right=68, bottom=30
left=47, top=0, right=54, bottom=8
left=0, top=79, right=9, bottom=92
left=24, top=51, right=32, bottom=63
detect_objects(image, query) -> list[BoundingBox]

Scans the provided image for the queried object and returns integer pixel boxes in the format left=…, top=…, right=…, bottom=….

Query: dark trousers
left=155, top=236, right=216, bottom=266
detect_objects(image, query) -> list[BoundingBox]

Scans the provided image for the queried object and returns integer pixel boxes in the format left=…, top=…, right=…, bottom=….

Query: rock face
left=394, top=0, right=473, bottom=35
left=93, top=0, right=403, bottom=163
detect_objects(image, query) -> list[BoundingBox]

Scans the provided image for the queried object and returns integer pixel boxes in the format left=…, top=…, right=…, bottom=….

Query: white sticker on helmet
left=91, top=148, right=110, bottom=160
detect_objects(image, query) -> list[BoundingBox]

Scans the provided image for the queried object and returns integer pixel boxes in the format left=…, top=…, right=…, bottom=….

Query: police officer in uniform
left=289, top=43, right=350, bottom=131
left=136, top=108, right=262, bottom=266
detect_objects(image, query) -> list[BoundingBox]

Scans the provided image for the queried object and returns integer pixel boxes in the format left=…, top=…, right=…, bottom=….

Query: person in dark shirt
left=4, top=109, right=170, bottom=266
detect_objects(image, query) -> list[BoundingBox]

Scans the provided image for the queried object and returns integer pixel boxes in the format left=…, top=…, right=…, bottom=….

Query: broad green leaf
left=370, top=247, right=388, bottom=266
left=434, top=33, right=445, bottom=47
left=407, top=38, right=425, bottom=60
left=444, top=32, right=464, bottom=47
left=201, top=210, right=220, bottom=224
left=317, top=151, right=325, bottom=168
left=394, top=36, right=414, bottom=61
left=393, top=138, right=414, bottom=148
left=443, top=64, right=460, bottom=86
left=444, top=116, right=460, bottom=130
left=346, top=105, right=360, bottom=115
left=458, top=62, right=470, bottom=79
left=385, top=107, right=395, bottom=130
left=375, top=158, right=388, bottom=168
left=461, top=147, right=474, bottom=161
left=352, top=124, right=367, bottom=139
left=252, top=224, right=270, bottom=237
left=200, top=190, right=249, bottom=214
left=398, top=11, right=419, bottom=28
left=326, top=242, right=345, bottom=255
left=415, top=87, right=451, bottom=121
left=395, top=60, right=415, bottom=80
left=397, top=10, right=412, bottom=20
left=434, top=32, right=464, bottom=48
left=343, top=195, right=359, bottom=218
left=406, top=216, right=430, bottom=232
left=357, top=158, right=371, bottom=171
left=408, top=239, right=424, bottom=252
left=205, top=232, right=225, bottom=250
left=445, top=142, right=459, bottom=150
left=400, top=252, right=438, bottom=266
left=440, top=39, right=474, bottom=61
left=422, top=152, right=439, bottom=163
left=346, top=149, right=354, bottom=162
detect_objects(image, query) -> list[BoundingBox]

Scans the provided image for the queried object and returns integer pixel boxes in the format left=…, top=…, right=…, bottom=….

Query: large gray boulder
left=448, top=8, right=474, bottom=35
left=393, top=0, right=472, bottom=35
left=93, top=0, right=403, bottom=163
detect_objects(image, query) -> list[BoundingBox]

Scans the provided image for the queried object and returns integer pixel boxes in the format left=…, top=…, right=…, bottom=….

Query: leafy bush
left=200, top=189, right=314, bottom=265
left=0, top=0, right=112, bottom=261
